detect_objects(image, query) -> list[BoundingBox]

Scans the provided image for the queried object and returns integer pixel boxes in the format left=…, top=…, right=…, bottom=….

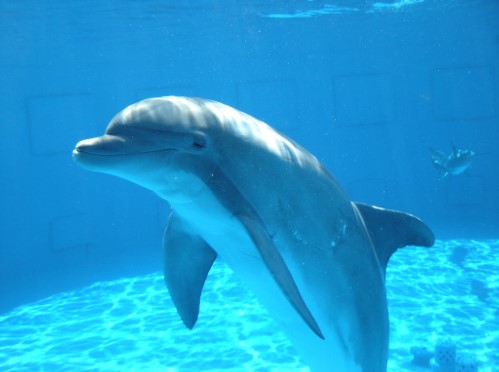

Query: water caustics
left=0, top=240, right=497, bottom=371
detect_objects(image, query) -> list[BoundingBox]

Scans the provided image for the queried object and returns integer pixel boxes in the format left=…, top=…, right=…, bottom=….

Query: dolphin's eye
left=192, top=135, right=207, bottom=150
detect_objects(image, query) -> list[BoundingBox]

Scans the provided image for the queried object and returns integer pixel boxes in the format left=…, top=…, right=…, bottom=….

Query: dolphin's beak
left=72, top=135, right=131, bottom=172
left=73, top=135, right=127, bottom=157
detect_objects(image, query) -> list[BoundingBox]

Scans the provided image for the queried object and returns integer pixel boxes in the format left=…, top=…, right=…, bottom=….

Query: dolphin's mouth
left=72, top=147, right=175, bottom=157
left=73, top=135, right=177, bottom=158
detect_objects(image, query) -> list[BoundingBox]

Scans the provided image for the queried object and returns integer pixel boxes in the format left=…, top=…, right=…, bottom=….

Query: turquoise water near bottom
left=0, top=240, right=497, bottom=371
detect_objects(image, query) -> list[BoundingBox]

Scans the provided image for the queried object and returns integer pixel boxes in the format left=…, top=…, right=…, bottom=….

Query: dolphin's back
left=149, top=97, right=328, bottom=173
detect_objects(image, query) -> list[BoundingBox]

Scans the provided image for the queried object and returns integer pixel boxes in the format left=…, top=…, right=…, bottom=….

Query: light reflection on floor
left=0, top=240, right=497, bottom=371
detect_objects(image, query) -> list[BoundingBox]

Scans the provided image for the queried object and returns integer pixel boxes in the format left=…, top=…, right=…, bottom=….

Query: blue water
left=1, top=240, right=497, bottom=371
left=1, top=0, right=498, bottom=371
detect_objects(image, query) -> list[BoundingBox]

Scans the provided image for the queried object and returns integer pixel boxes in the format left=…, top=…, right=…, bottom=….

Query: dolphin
left=428, top=145, right=476, bottom=179
left=73, top=96, right=434, bottom=371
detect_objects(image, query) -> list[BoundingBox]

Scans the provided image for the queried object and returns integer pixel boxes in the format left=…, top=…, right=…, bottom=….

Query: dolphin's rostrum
left=73, top=97, right=434, bottom=371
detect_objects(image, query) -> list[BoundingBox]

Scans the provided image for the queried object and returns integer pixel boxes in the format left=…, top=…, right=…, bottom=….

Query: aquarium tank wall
left=0, top=0, right=498, bottom=325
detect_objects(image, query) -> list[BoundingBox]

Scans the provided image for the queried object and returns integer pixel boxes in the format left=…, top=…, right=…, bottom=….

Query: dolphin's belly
left=207, top=224, right=366, bottom=372
left=449, top=165, right=468, bottom=175
left=172, top=187, right=368, bottom=371
left=201, top=221, right=364, bottom=372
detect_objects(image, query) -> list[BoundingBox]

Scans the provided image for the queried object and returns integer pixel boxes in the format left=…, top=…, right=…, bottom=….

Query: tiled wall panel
left=237, top=80, right=298, bottom=131
left=333, top=74, right=394, bottom=126
left=447, top=177, right=484, bottom=206
left=28, top=94, right=96, bottom=155
left=50, top=214, right=90, bottom=251
left=432, top=67, right=495, bottom=120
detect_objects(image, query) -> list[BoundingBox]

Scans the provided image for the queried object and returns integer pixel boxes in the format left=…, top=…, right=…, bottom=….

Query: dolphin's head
left=73, top=97, right=216, bottom=203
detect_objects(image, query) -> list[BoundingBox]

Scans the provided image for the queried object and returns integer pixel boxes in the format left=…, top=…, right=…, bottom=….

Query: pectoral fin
left=163, top=211, right=217, bottom=329
left=237, top=214, right=324, bottom=340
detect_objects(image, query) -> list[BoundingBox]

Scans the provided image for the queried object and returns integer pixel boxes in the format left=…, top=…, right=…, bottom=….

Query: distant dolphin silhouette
left=73, top=97, right=434, bottom=371
left=428, top=145, right=476, bottom=179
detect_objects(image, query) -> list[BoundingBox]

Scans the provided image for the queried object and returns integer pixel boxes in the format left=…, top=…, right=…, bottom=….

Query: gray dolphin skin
left=73, top=97, right=434, bottom=371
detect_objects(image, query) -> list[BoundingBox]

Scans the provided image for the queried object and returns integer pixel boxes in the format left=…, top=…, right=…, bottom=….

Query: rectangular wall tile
left=447, top=177, right=484, bottom=205
left=432, top=67, right=495, bottom=120
left=50, top=213, right=90, bottom=251
left=28, top=94, right=96, bottom=155
left=136, top=85, right=199, bottom=101
left=333, top=74, right=394, bottom=126
left=237, top=79, right=298, bottom=131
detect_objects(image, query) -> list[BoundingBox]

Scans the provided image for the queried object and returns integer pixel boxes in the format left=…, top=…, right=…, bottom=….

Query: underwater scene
left=1, top=240, right=499, bottom=371
left=1, top=0, right=498, bottom=371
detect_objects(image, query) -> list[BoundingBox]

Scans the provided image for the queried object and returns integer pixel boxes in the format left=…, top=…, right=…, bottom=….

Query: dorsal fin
left=353, top=202, right=435, bottom=272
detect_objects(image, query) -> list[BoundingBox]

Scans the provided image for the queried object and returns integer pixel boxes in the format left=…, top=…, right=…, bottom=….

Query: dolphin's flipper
left=427, top=146, right=447, bottom=170
left=237, top=213, right=325, bottom=340
left=163, top=211, right=217, bottom=329
left=353, top=202, right=435, bottom=272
